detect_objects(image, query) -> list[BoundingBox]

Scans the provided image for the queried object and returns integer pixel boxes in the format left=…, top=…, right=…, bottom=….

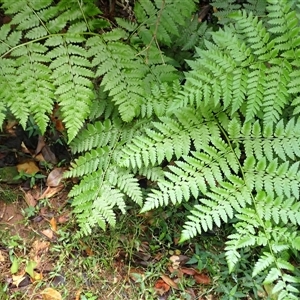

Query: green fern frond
left=119, top=106, right=221, bottom=168
left=240, top=118, right=300, bottom=162
left=180, top=180, right=251, bottom=242
left=69, top=120, right=116, bottom=153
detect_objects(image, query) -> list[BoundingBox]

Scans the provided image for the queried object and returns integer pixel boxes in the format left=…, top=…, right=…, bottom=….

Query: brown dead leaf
left=31, top=271, right=43, bottom=282
left=5, top=119, right=18, bottom=134
left=54, top=119, right=65, bottom=132
left=46, top=168, right=64, bottom=187
left=32, top=240, right=50, bottom=254
left=194, top=273, right=211, bottom=285
left=154, top=278, right=170, bottom=296
left=169, top=255, right=180, bottom=269
left=50, top=104, right=65, bottom=132
left=79, top=241, right=93, bottom=256
left=181, top=267, right=196, bottom=276
left=185, top=287, right=197, bottom=300
left=41, top=229, right=54, bottom=240
left=30, top=240, right=50, bottom=268
left=160, top=274, right=179, bottom=290
left=41, top=287, right=62, bottom=300
left=35, top=135, right=46, bottom=155
left=0, top=251, right=6, bottom=262
left=154, top=252, right=164, bottom=261
left=42, top=145, right=57, bottom=164
left=38, top=185, right=64, bottom=199
left=167, top=266, right=183, bottom=278
left=12, top=274, right=26, bottom=287
left=57, top=213, right=70, bottom=224
left=17, top=160, right=40, bottom=175
left=21, top=142, right=31, bottom=154
left=173, top=237, right=180, bottom=245
left=35, top=153, right=46, bottom=162
left=21, top=189, right=37, bottom=207
left=49, top=217, right=57, bottom=232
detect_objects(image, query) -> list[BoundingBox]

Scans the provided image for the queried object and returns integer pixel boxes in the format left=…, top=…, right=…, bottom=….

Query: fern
left=1, top=0, right=300, bottom=298
left=118, top=0, right=300, bottom=297
left=0, top=0, right=180, bottom=140
left=64, top=116, right=144, bottom=236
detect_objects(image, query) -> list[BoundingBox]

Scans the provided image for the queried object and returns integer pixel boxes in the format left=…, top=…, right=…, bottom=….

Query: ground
left=0, top=183, right=216, bottom=300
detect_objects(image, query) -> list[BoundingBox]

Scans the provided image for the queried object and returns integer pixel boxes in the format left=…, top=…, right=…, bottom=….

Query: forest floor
left=0, top=184, right=216, bottom=300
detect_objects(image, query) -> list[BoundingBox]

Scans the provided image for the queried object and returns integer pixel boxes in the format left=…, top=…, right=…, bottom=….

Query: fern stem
left=77, top=0, right=92, bottom=32
left=28, top=4, right=52, bottom=35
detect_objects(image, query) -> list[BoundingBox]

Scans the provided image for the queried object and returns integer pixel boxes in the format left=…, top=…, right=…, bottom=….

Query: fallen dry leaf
left=49, top=217, right=57, bottom=232
left=21, top=189, right=37, bottom=207
left=21, top=142, right=31, bottom=154
left=185, top=287, right=197, bottom=300
left=167, top=266, right=183, bottom=278
left=31, top=240, right=50, bottom=258
left=154, top=278, right=170, bottom=296
left=41, top=287, right=62, bottom=300
left=35, top=135, right=46, bottom=155
left=75, top=289, right=82, bottom=300
left=160, top=274, right=179, bottom=290
left=12, top=273, right=27, bottom=287
left=41, top=229, right=54, bottom=240
left=42, top=145, right=57, bottom=164
left=0, top=251, right=5, bottom=262
left=38, top=185, right=64, bottom=199
left=32, top=271, right=43, bottom=281
left=47, top=168, right=64, bottom=187
left=194, top=273, right=211, bottom=285
left=35, top=153, right=46, bottom=162
left=181, top=267, right=196, bottom=276
left=17, top=160, right=40, bottom=175
left=57, top=213, right=70, bottom=223
left=29, top=240, right=50, bottom=269
left=169, top=255, right=180, bottom=269
left=79, top=241, right=93, bottom=256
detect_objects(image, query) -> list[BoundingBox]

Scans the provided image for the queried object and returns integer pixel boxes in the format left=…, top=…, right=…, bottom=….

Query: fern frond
left=119, top=106, right=221, bottom=168
left=47, top=37, right=94, bottom=141
left=180, top=179, right=251, bottom=242
left=240, top=119, right=300, bottom=162
left=69, top=120, right=116, bottom=153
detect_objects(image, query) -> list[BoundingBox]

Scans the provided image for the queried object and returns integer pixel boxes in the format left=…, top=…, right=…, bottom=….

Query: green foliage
left=119, top=0, right=300, bottom=297
left=0, top=0, right=187, bottom=140
left=1, top=0, right=300, bottom=298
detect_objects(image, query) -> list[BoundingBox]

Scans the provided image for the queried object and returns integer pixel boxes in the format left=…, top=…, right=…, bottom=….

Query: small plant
left=25, top=115, right=42, bottom=138
left=80, top=292, right=98, bottom=300
left=14, top=171, right=46, bottom=188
